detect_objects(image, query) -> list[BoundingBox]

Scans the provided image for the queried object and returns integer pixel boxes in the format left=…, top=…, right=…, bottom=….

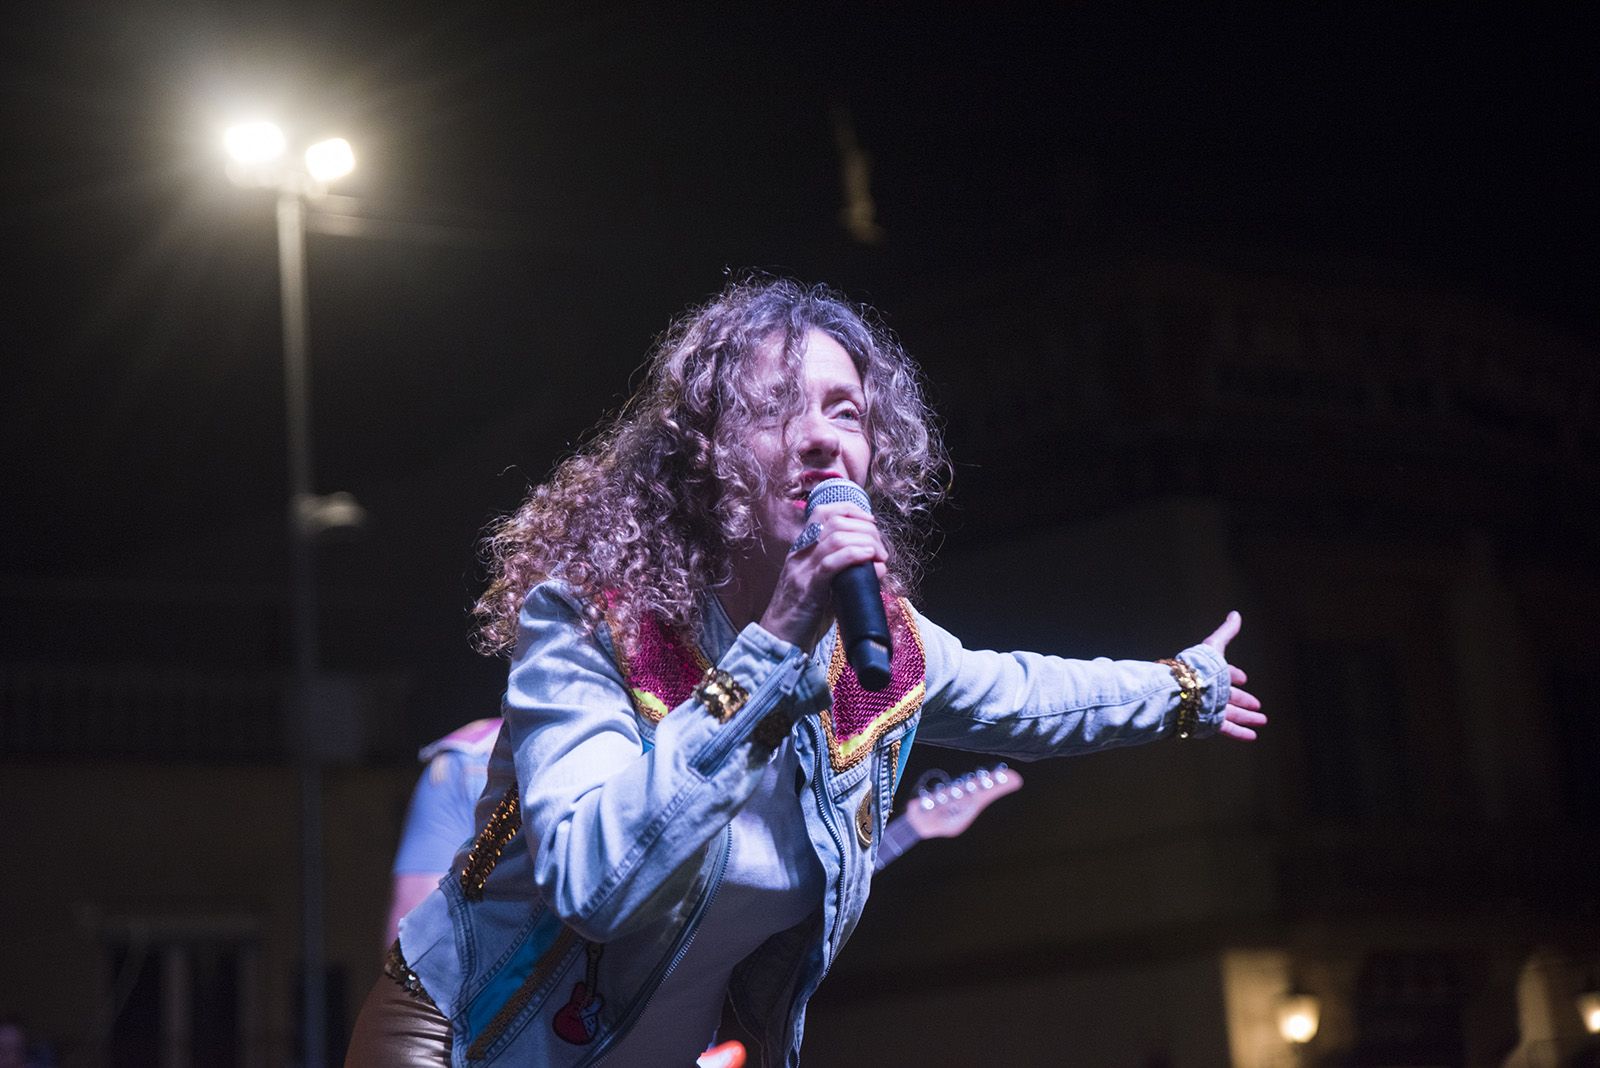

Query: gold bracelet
left=693, top=666, right=748, bottom=722
left=1158, top=657, right=1203, bottom=740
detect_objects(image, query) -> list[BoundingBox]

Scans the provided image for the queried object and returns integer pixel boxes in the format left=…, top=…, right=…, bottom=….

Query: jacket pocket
left=459, top=913, right=592, bottom=1064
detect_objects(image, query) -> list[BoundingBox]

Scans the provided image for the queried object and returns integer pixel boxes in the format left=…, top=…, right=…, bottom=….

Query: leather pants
left=344, top=971, right=451, bottom=1067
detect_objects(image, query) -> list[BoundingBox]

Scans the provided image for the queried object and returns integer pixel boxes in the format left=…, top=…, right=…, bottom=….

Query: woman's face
left=746, top=328, right=872, bottom=558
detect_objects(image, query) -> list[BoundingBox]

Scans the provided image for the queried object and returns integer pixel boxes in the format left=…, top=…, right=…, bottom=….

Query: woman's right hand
left=759, top=503, right=887, bottom=651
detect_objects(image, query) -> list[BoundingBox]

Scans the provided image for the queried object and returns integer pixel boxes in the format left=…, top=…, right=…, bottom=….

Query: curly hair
left=473, top=276, right=951, bottom=657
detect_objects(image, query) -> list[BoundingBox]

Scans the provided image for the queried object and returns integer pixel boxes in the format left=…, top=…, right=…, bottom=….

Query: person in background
left=384, top=718, right=501, bottom=945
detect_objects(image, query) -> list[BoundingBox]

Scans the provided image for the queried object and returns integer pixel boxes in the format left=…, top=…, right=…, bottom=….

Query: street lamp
left=224, top=119, right=364, bottom=1068
left=225, top=121, right=354, bottom=188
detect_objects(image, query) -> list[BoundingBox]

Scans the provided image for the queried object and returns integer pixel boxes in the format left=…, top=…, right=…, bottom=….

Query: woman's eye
left=834, top=406, right=862, bottom=423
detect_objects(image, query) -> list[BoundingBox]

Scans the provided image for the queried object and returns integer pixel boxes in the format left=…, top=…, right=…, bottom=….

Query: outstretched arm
left=913, top=608, right=1263, bottom=756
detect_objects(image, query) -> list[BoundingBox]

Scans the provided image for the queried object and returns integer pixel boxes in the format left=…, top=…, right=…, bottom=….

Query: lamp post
left=225, top=121, right=360, bottom=1068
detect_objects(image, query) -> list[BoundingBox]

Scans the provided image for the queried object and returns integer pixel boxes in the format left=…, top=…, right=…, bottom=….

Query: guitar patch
left=552, top=940, right=605, bottom=1045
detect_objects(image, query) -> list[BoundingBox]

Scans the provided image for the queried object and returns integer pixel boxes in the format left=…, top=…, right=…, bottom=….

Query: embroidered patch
left=855, top=793, right=874, bottom=847
left=818, top=598, right=926, bottom=773
left=552, top=940, right=606, bottom=1045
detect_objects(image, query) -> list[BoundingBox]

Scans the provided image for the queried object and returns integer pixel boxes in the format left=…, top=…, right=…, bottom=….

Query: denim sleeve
left=911, top=608, right=1232, bottom=756
left=504, top=583, right=831, bottom=941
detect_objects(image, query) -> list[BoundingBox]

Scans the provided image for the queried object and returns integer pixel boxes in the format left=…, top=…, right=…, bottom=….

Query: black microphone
left=800, top=477, right=892, bottom=690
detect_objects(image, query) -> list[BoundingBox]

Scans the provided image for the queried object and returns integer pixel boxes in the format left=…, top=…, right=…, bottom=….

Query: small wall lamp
left=1277, top=993, right=1321, bottom=1045
left=1578, top=990, right=1600, bottom=1035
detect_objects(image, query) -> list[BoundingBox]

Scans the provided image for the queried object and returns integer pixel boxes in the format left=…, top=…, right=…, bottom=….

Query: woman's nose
left=790, top=409, right=839, bottom=458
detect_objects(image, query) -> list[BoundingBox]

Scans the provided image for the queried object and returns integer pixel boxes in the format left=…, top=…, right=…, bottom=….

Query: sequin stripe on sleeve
left=603, top=597, right=710, bottom=724
left=460, top=784, right=522, bottom=901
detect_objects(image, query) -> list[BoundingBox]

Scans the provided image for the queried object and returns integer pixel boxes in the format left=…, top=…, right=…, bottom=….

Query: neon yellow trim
left=631, top=688, right=671, bottom=723
left=833, top=681, right=926, bottom=763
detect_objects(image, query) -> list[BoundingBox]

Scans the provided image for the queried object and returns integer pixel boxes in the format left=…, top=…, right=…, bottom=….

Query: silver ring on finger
left=790, top=522, right=821, bottom=553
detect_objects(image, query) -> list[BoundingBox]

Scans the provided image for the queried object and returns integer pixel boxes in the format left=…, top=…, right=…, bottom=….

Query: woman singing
left=346, top=277, right=1264, bottom=1066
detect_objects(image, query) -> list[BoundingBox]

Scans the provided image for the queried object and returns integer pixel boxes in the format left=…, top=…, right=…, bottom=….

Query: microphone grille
left=805, top=477, right=871, bottom=517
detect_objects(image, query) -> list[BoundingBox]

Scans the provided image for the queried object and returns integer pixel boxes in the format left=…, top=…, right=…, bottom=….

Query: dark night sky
left=3, top=3, right=1596, bottom=731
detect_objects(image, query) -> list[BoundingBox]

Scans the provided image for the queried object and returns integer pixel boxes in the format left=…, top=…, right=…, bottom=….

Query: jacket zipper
left=806, top=717, right=848, bottom=966
left=586, top=825, right=732, bottom=1065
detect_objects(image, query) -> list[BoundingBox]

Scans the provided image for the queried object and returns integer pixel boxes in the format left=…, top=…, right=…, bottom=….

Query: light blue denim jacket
left=399, top=581, right=1232, bottom=1066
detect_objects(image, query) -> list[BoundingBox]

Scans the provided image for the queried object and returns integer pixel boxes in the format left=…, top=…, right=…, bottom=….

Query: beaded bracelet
left=1158, top=657, right=1203, bottom=739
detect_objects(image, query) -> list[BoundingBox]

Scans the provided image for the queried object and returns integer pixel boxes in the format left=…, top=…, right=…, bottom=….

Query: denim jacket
left=399, top=581, right=1232, bottom=1066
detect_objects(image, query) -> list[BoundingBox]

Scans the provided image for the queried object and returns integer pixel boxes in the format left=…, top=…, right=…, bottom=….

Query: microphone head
left=804, top=477, right=871, bottom=518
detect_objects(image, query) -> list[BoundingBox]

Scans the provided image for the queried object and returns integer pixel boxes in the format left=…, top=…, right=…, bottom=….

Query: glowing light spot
left=224, top=121, right=286, bottom=165
left=304, top=138, right=355, bottom=182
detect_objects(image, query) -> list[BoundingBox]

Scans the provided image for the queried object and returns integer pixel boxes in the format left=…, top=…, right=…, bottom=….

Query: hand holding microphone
left=786, top=478, right=892, bottom=689
left=758, top=476, right=892, bottom=688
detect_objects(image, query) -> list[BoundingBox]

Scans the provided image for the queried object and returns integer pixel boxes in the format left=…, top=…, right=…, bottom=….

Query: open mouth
left=794, top=470, right=844, bottom=499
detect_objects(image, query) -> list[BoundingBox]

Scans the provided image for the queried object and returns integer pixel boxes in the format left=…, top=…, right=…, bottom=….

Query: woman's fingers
left=805, top=511, right=888, bottom=579
left=817, top=543, right=883, bottom=575
left=1229, top=685, right=1261, bottom=711
left=1220, top=695, right=1267, bottom=742
left=1226, top=705, right=1267, bottom=727
left=769, top=507, right=889, bottom=647
left=1202, top=610, right=1242, bottom=652
left=1219, top=719, right=1258, bottom=741
left=790, top=505, right=880, bottom=556
left=1203, top=613, right=1264, bottom=742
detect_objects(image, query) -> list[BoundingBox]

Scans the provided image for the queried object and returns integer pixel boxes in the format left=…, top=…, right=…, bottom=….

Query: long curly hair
left=473, top=277, right=950, bottom=657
